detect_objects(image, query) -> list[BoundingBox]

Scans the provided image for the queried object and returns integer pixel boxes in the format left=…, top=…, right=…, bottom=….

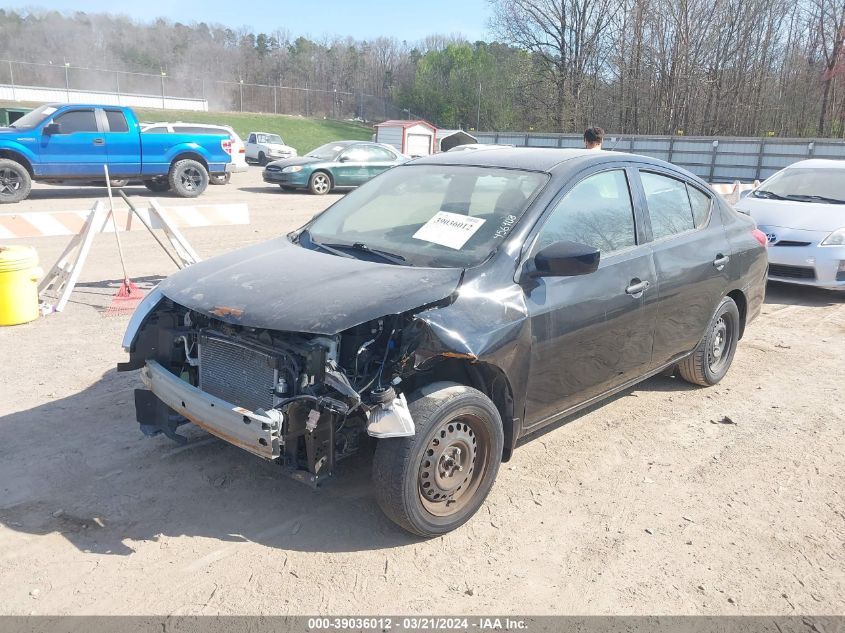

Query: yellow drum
left=0, top=245, right=42, bottom=326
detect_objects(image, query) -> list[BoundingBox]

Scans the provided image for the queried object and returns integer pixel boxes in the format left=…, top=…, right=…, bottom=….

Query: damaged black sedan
left=120, top=148, right=768, bottom=536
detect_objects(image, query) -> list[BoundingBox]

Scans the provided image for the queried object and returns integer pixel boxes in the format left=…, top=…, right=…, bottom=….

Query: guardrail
left=476, top=132, right=845, bottom=183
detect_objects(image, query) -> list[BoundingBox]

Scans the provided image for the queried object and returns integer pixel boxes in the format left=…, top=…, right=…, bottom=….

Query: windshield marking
left=412, top=211, right=486, bottom=250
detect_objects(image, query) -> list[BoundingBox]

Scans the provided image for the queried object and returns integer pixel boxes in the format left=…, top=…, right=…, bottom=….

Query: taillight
left=752, top=228, right=768, bottom=247
left=221, top=139, right=232, bottom=155
left=239, top=147, right=245, bottom=154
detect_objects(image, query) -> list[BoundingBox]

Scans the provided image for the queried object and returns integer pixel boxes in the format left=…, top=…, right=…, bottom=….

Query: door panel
left=102, top=109, right=141, bottom=176
left=38, top=109, right=106, bottom=177
left=523, top=168, right=657, bottom=429
left=637, top=171, right=730, bottom=367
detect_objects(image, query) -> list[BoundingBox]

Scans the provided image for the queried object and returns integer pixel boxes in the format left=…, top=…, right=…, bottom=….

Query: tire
left=308, top=171, right=332, bottom=195
left=168, top=159, right=209, bottom=198
left=372, top=382, right=504, bottom=537
left=280, top=185, right=297, bottom=192
left=143, top=178, right=171, bottom=193
left=210, top=173, right=231, bottom=185
left=0, top=159, right=32, bottom=204
left=677, top=296, right=740, bottom=386
left=258, top=152, right=267, bottom=166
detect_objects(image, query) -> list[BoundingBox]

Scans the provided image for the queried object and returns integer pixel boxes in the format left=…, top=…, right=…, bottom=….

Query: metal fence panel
left=475, top=131, right=845, bottom=182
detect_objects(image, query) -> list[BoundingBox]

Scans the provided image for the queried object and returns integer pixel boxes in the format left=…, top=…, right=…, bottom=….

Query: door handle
left=92, top=138, right=105, bottom=146
left=625, top=279, right=650, bottom=296
left=713, top=254, right=730, bottom=270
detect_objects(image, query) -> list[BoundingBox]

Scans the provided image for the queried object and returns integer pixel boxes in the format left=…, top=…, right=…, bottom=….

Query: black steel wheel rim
left=0, top=167, right=22, bottom=197
left=418, top=413, right=490, bottom=517
left=707, top=314, right=733, bottom=373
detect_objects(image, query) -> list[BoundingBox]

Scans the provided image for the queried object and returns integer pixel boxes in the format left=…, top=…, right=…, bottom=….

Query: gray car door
left=522, top=166, right=658, bottom=430
left=634, top=169, right=730, bottom=369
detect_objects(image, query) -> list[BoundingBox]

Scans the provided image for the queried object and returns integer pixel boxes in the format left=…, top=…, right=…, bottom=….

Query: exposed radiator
left=198, top=332, right=278, bottom=412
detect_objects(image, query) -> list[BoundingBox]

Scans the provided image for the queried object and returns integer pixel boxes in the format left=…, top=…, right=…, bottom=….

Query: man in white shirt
left=584, top=127, right=604, bottom=150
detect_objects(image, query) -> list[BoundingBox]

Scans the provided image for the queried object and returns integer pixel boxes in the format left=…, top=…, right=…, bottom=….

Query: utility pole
left=476, top=81, right=482, bottom=131
left=64, top=59, right=70, bottom=102
left=239, top=79, right=244, bottom=112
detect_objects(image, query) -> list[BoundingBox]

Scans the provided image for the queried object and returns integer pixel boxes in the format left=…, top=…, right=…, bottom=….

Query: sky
left=7, top=0, right=494, bottom=42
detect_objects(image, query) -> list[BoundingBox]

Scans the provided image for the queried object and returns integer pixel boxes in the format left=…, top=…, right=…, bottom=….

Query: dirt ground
left=0, top=167, right=843, bottom=615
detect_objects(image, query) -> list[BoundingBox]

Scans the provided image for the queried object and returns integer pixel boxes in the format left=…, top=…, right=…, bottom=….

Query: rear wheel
left=678, top=296, right=740, bottom=386
left=308, top=171, right=332, bottom=195
left=210, top=173, right=231, bottom=185
left=168, top=159, right=209, bottom=198
left=0, top=159, right=32, bottom=204
left=143, top=178, right=170, bottom=193
left=372, top=382, right=503, bottom=537
left=258, top=152, right=267, bottom=166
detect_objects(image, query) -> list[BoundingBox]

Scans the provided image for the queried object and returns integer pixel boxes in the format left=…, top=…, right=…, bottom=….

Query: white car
left=446, top=143, right=515, bottom=152
left=735, top=159, right=845, bottom=290
left=141, top=122, right=248, bottom=184
left=245, top=132, right=297, bottom=165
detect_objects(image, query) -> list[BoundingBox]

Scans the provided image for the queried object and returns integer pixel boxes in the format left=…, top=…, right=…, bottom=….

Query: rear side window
left=641, top=172, right=696, bottom=240
left=687, top=185, right=712, bottom=228
left=537, top=169, right=637, bottom=255
left=54, top=110, right=98, bottom=133
left=105, top=110, right=129, bottom=133
left=143, top=126, right=168, bottom=134
left=174, top=126, right=221, bottom=135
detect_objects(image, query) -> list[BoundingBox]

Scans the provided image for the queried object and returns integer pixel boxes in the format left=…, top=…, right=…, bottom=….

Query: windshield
left=301, top=164, right=549, bottom=268
left=754, top=167, right=845, bottom=203
left=9, top=104, right=58, bottom=129
left=307, top=142, right=349, bottom=160
left=258, top=134, right=283, bottom=144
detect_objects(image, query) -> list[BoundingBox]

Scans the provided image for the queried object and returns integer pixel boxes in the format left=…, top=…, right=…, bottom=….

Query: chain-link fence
left=0, top=59, right=410, bottom=121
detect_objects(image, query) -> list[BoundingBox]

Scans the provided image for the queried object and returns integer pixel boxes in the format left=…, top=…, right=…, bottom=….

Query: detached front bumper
left=767, top=244, right=845, bottom=290
left=262, top=168, right=309, bottom=187
left=140, top=360, right=282, bottom=460
left=226, top=161, right=249, bottom=174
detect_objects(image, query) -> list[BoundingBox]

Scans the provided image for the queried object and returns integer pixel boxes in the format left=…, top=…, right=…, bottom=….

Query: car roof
left=786, top=159, right=845, bottom=170
left=411, top=147, right=665, bottom=173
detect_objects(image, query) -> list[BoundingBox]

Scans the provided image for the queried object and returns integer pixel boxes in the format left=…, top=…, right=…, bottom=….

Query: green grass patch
left=134, top=108, right=373, bottom=154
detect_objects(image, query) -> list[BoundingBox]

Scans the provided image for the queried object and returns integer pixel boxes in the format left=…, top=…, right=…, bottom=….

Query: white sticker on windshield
left=43, top=107, right=57, bottom=115
left=412, top=211, right=486, bottom=250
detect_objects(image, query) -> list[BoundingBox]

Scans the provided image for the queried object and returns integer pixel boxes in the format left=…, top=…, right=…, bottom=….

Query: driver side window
left=53, top=110, right=98, bottom=134
left=536, top=170, right=637, bottom=255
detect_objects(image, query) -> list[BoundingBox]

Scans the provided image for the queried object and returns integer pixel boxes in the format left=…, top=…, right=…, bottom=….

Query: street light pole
left=476, top=81, right=482, bottom=131
left=64, top=60, right=70, bottom=102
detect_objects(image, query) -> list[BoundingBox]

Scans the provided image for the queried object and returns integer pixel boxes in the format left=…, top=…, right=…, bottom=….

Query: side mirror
left=43, top=122, right=61, bottom=135
left=338, top=155, right=351, bottom=163
left=522, top=240, right=601, bottom=281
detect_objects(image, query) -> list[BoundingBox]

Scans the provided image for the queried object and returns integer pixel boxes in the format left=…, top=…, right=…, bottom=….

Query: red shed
left=374, top=119, right=437, bottom=157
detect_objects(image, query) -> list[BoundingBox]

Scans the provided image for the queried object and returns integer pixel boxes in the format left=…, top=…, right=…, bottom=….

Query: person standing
left=584, top=127, right=604, bottom=150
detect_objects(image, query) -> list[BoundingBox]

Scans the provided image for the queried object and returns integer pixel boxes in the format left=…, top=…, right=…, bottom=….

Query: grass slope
left=134, top=108, right=374, bottom=154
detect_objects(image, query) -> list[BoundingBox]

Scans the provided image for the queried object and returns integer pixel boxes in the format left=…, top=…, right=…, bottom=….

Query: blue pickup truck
left=0, top=103, right=233, bottom=203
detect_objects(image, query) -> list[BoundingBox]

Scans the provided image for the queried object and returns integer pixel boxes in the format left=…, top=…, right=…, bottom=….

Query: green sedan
left=262, top=140, right=408, bottom=195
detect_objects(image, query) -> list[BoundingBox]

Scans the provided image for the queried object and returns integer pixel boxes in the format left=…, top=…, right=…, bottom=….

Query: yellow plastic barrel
left=0, top=245, right=42, bottom=326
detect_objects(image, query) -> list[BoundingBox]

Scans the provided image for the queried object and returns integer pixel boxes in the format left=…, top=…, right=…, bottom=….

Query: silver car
left=735, top=159, right=845, bottom=290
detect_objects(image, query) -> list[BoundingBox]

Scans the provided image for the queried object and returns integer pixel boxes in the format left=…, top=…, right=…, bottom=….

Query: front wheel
left=0, top=159, right=32, bottom=203
left=678, top=296, right=740, bottom=386
left=308, top=171, right=332, bottom=195
left=210, top=173, right=231, bottom=185
left=168, top=159, right=209, bottom=198
left=372, top=382, right=504, bottom=537
left=258, top=152, right=267, bottom=166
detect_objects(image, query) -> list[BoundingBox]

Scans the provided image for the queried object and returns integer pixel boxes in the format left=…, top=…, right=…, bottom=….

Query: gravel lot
left=0, top=167, right=843, bottom=615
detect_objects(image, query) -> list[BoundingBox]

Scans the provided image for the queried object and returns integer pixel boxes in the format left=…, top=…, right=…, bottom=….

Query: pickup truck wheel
left=258, top=152, right=267, bottom=166
left=0, top=159, right=32, bottom=204
left=143, top=178, right=170, bottom=193
left=308, top=171, right=332, bottom=195
left=678, top=296, right=740, bottom=386
left=372, top=382, right=504, bottom=537
left=168, top=159, right=208, bottom=198
left=210, top=173, right=231, bottom=185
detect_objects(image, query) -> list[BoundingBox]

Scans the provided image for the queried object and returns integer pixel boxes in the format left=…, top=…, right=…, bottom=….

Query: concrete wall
left=0, top=84, right=208, bottom=112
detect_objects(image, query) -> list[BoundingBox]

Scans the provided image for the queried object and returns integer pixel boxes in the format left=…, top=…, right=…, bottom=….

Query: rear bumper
left=140, top=360, right=281, bottom=460
left=226, top=161, right=248, bottom=174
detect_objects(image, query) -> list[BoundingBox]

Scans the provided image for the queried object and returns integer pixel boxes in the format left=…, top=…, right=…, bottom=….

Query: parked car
left=141, top=122, right=248, bottom=185
left=262, top=141, right=406, bottom=194
left=121, top=149, right=768, bottom=536
left=0, top=104, right=232, bottom=202
left=245, top=132, right=297, bottom=165
left=734, top=159, right=845, bottom=290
